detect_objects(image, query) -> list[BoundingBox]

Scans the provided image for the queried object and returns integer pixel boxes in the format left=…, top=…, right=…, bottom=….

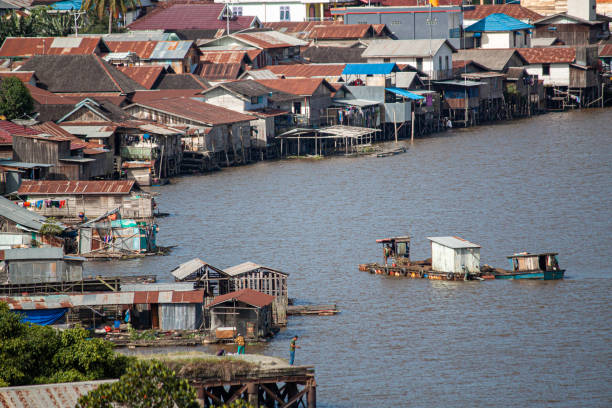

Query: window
left=232, top=6, right=242, bottom=17
left=251, top=96, right=258, bottom=104
left=383, top=57, right=390, bottom=63
left=439, top=56, right=442, bottom=69
left=293, top=101, right=301, bottom=114
left=542, top=63, right=550, bottom=76
left=445, top=56, right=449, bottom=70
left=280, top=6, right=290, bottom=21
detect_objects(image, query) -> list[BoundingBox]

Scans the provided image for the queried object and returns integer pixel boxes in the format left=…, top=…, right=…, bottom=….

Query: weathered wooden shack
left=460, top=72, right=506, bottom=122
left=77, top=218, right=157, bottom=258
left=224, top=262, right=288, bottom=326
left=17, top=180, right=154, bottom=221
left=435, top=80, right=483, bottom=127
left=427, top=236, right=481, bottom=278
left=171, top=258, right=231, bottom=298
left=206, top=288, right=274, bottom=340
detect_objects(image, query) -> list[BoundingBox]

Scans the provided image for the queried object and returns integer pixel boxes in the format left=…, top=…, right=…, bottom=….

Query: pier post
left=307, top=384, right=316, bottom=408
left=247, top=383, right=258, bottom=407
left=411, top=110, right=415, bottom=143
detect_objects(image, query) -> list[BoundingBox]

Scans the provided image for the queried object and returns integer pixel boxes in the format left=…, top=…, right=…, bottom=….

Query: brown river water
left=92, top=109, right=612, bottom=407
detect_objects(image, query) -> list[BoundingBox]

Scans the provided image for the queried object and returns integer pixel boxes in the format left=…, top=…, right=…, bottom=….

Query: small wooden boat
left=376, top=146, right=407, bottom=157
left=493, top=252, right=565, bottom=280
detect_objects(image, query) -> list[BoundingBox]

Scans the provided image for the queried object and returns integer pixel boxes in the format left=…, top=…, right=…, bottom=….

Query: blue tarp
left=12, top=308, right=68, bottom=326
left=343, top=63, right=399, bottom=75
left=51, top=0, right=82, bottom=10
left=385, top=88, right=425, bottom=100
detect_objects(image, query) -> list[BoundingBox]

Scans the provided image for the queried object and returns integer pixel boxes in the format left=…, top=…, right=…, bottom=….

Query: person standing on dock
left=235, top=333, right=245, bottom=354
left=289, top=335, right=300, bottom=365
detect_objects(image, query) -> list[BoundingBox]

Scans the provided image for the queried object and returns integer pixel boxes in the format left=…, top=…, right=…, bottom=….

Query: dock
left=376, top=146, right=407, bottom=157
left=287, top=304, right=339, bottom=316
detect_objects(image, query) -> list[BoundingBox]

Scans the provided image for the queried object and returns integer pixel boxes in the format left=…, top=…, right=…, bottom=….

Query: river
left=91, top=109, right=612, bottom=407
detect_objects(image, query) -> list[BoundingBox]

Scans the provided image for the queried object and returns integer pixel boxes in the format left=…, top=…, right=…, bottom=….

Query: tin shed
left=427, top=236, right=481, bottom=274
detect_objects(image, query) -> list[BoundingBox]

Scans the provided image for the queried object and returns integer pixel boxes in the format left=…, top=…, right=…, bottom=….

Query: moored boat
left=493, top=252, right=565, bottom=280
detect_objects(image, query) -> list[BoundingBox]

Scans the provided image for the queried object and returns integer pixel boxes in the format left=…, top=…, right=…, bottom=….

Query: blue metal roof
left=51, top=0, right=81, bottom=10
left=343, top=63, right=399, bottom=75
left=385, top=88, right=425, bottom=100
left=465, top=13, right=534, bottom=32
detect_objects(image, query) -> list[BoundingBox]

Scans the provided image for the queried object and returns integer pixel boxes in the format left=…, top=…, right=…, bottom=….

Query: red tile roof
left=601, top=44, right=612, bottom=57
left=255, top=78, right=333, bottom=96
left=195, top=62, right=243, bottom=81
left=200, top=51, right=251, bottom=64
left=206, top=288, right=275, bottom=308
left=117, top=66, right=165, bottom=89
left=18, top=180, right=136, bottom=195
left=265, top=64, right=345, bottom=78
left=464, top=4, right=542, bottom=22
left=128, top=3, right=257, bottom=31
left=307, top=24, right=372, bottom=40
left=0, top=37, right=103, bottom=58
left=129, top=97, right=256, bottom=126
left=516, top=47, right=576, bottom=64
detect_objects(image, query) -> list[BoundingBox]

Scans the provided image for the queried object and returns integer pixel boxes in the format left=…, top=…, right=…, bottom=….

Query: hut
left=171, top=258, right=231, bottom=298
left=224, top=262, right=288, bottom=325
left=0, top=247, right=83, bottom=285
left=206, top=288, right=274, bottom=340
left=427, top=236, right=481, bottom=278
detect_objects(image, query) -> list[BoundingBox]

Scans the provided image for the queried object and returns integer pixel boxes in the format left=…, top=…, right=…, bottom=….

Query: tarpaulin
left=12, top=308, right=68, bottom=326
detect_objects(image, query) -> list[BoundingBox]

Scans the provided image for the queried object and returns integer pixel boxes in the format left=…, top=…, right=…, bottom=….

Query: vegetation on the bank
left=76, top=359, right=199, bottom=408
left=39, top=217, right=64, bottom=237
left=139, top=353, right=259, bottom=381
left=81, top=0, right=141, bottom=34
left=0, top=76, right=35, bottom=121
left=0, top=302, right=131, bottom=386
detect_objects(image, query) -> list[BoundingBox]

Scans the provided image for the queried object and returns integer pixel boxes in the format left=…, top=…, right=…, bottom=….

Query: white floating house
left=427, top=236, right=481, bottom=274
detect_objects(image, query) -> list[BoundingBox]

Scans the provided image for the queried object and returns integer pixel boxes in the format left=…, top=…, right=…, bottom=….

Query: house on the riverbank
left=0, top=247, right=84, bottom=285
left=171, top=258, right=231, bottom=298
left=123, top=97, right=256, bottom=166
left=17, top=180, right=154, bottom=222
left=465, top=13, right=534, bottom=49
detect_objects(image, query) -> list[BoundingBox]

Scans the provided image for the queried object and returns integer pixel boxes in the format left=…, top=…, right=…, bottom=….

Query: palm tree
left=81, top=0, right=141, bottom=34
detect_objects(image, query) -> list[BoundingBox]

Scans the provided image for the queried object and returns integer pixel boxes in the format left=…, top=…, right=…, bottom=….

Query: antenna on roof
left=70, top=10, right=86, bottom=37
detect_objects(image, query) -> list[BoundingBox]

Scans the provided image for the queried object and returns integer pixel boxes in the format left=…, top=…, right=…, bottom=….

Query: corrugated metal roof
left=196, top=62, right=243, bottom=81
left=385, top=88, right=424, bottom=100
left=1, top=247, right=64, bottom=261
left=0, top=36, right=102, bottom=58
left=464, top=4, right=542, bottom=22
left=343, top=63, right=398, bottom=75
left=171, top=258, right=207, bottom=280
left=243, top=69, right=278, bottom=80
left=427, top=236, right=481, bottom=249
left=255, top=78, right=333, bottom=97
left=266, top=64, right=345, bottom=78
left=122, top=282, right=197, bottom=292
left=150, top=41, right=193, bottom=60
left=308, top=24, right=372, bottom=40
left=1, top=290, right=205, bottom=310
left=333, top=98, right=380, bottom=107
left=59, top=125, right=117, bottom=139
left=200, top=51, right=251, bottom=64
left=224, top=261, right=287, bottom=277
left=104, top=41, right=158, bottom=59
left=117, top=66, right=165, bottom=89
left=600, top=44, right=612, bottom=58
left=0, top=195, right=62, bottom=231
left=0, top=380, right=117, bottom=408
left=18, top=180, right=135, bottom=195
left=0, top=160, right=55, bottom=169
left=465, top=13, right=534, bottom=32
left=362, top=39, right=455, bottom=58
left=234, top=31, right=307, bottom=49
left=206, top=288, right=275, bottom=308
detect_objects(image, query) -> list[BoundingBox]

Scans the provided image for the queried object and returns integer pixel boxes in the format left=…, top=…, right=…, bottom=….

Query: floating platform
left=376, top=146, right=407, bottom=157
left=287, top=304, right=339, bottom=316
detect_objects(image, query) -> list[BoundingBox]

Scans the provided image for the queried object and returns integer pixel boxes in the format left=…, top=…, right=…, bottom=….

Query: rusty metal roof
left=265, top=64, right=345, bottom=78
left=1, top=290, right=205, bottom=310
left=0, top=36, right=103, bottom=58
left=18, top=180, right=136, bottom=195
left=0, top=380, right=117, bottom=408
left=516, top=47, right=576, bottom=64
left=196, top=62, right=243, bottom=81
left=234, top=31, right=307, bottom=49
left=117, top=66, right=165, bottom=89
left=200, top=51, right=251, bottom=64
left=128, top=97, right=256, bottom=126
left=308, top=24, right=372, bottom=40
left=464, top=4, right=542, bottom=22
left=255, top=78, right=334, bottom=96
left=601, top=44, right=612, bottom=58
left=104, top=41, right=158, bottom=59
left=206, top=288, right=275, bottom=309
left=0, top=71, right=35, bottom=82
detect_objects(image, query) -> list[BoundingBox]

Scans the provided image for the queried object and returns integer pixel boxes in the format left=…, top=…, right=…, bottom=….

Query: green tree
left=0, top=7, right=73, bottom=44
left=81, top=0, right=140, bottom=35
left=76, top=359, right=199, bottom=408
left=0, top=76, right=35, bottom=121
left=0, top=302, right=131, bottom=386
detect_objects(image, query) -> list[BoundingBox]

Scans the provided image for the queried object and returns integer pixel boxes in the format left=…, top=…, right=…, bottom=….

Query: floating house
left=427, top=236, right=481, bottom=278
left=77, top=218, right=157, bottom=258
left=206, top=288, right=274, bottom=340
left=224, top=261, right=288, bottom=325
